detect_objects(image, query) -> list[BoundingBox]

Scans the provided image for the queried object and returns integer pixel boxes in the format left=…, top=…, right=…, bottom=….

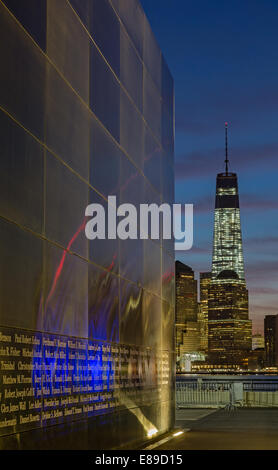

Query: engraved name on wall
left=0, top=327, right=170, bottom=436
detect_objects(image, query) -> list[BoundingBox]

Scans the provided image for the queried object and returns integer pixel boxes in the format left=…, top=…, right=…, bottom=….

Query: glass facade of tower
left=209, top=170, right=252, bottom=367
left=264, top=315, right=278, bottom=367
left=175, top=261, right=199, bottom=360
left=208, top=281, right=252, bottom=366
left=0, top=0, right=175, bottom=449
left=199, top=272, right=211, bottom=352
left=212, top=173, right=245, bottom=284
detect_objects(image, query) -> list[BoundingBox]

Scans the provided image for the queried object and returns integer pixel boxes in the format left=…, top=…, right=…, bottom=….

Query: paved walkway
left=156, top=408, right=278, bottom=450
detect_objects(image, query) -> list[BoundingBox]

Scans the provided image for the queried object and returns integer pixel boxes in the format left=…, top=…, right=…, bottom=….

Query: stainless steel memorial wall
left=0, top=0, right=175, bottom=449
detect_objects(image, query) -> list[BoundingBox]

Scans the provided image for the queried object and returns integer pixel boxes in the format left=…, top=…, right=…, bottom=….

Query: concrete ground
left=156, top=408, right=278, bottom=450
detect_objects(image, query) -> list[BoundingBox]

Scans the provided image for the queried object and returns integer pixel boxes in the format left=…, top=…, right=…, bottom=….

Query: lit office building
left=249, top=334, right=265, bottom=370
left=252, top=333, right=265, bottom=350
left=264, top=315, right=278, bottom=367
left=211, top=135, right=245, bottom=284
left=179, top=322, right=200, bottom=355
left=175, top=261, right=199, bottom=362
left=208, top=125, right=252, bottom=367
left=175, top=262, right=198, bottom=323
left=208, top=280, right=252, bottom=366
left=0, top=0, right=175, bottom=449
left=199, top=272, right=211, bottom=352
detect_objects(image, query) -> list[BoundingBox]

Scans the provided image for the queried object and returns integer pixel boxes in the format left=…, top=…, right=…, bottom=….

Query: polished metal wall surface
left=0, top=0, right=175, bottom=449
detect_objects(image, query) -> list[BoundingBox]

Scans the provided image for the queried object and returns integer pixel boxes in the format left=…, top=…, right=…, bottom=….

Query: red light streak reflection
left=45, top=218, right=87, bottom=307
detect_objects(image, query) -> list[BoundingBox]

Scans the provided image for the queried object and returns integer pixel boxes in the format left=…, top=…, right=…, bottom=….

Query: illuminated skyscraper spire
left=225, top=122, right=229, bottom=174
left=211, top=123, right=245, bottom=284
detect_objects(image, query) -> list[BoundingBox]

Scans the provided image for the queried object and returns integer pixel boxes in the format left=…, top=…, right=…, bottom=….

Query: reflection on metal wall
left=0, top=0, right=175, bottom=449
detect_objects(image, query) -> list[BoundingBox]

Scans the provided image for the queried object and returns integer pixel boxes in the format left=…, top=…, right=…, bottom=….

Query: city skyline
left=141, top=0, right=278, bottom=333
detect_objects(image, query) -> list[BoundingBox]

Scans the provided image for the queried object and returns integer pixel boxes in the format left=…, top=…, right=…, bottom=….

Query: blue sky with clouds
left=141, top=0, right=278, bottom=332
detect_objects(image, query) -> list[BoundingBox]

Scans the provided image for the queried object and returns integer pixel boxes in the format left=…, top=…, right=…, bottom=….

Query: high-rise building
left=249, top=333, right=265, bottom=370
left=199, top=272, right=211, bottom=352
left=252, top=333, right=265, bottom=350
left=208, top=124, right=252, bottom=367
left=0, top=0, right=175, bottom=449
left=264, top=315, right=278, bottom=367
left=208, top=281, right=251, bottom=366
left=175, top=261, right=197, bottom=322
left=211, top=128, right=245, bottom=282
left=179, top=322, right=200, bottom=355
left=175, top=261, right=199, bottom=360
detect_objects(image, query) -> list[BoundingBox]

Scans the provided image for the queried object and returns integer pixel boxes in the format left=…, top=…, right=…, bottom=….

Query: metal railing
left=176, top=382, right=230, bottom=407
left=176, top=377, right=278, bottom=391
left=245, top=391, right=278, bottom=407
left=176, top=380, right=278, bottom=408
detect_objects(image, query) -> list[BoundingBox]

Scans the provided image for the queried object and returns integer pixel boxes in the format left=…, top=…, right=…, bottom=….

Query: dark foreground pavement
left=156, top=408, right=278, bottom=450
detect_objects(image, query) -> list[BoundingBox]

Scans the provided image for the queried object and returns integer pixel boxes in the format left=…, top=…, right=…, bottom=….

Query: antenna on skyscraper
left=225, top=122, right=229, bottom=174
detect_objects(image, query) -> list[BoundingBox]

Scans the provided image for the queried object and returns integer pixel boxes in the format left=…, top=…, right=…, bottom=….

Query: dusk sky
left=141, top=0, right=278, bottom=333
